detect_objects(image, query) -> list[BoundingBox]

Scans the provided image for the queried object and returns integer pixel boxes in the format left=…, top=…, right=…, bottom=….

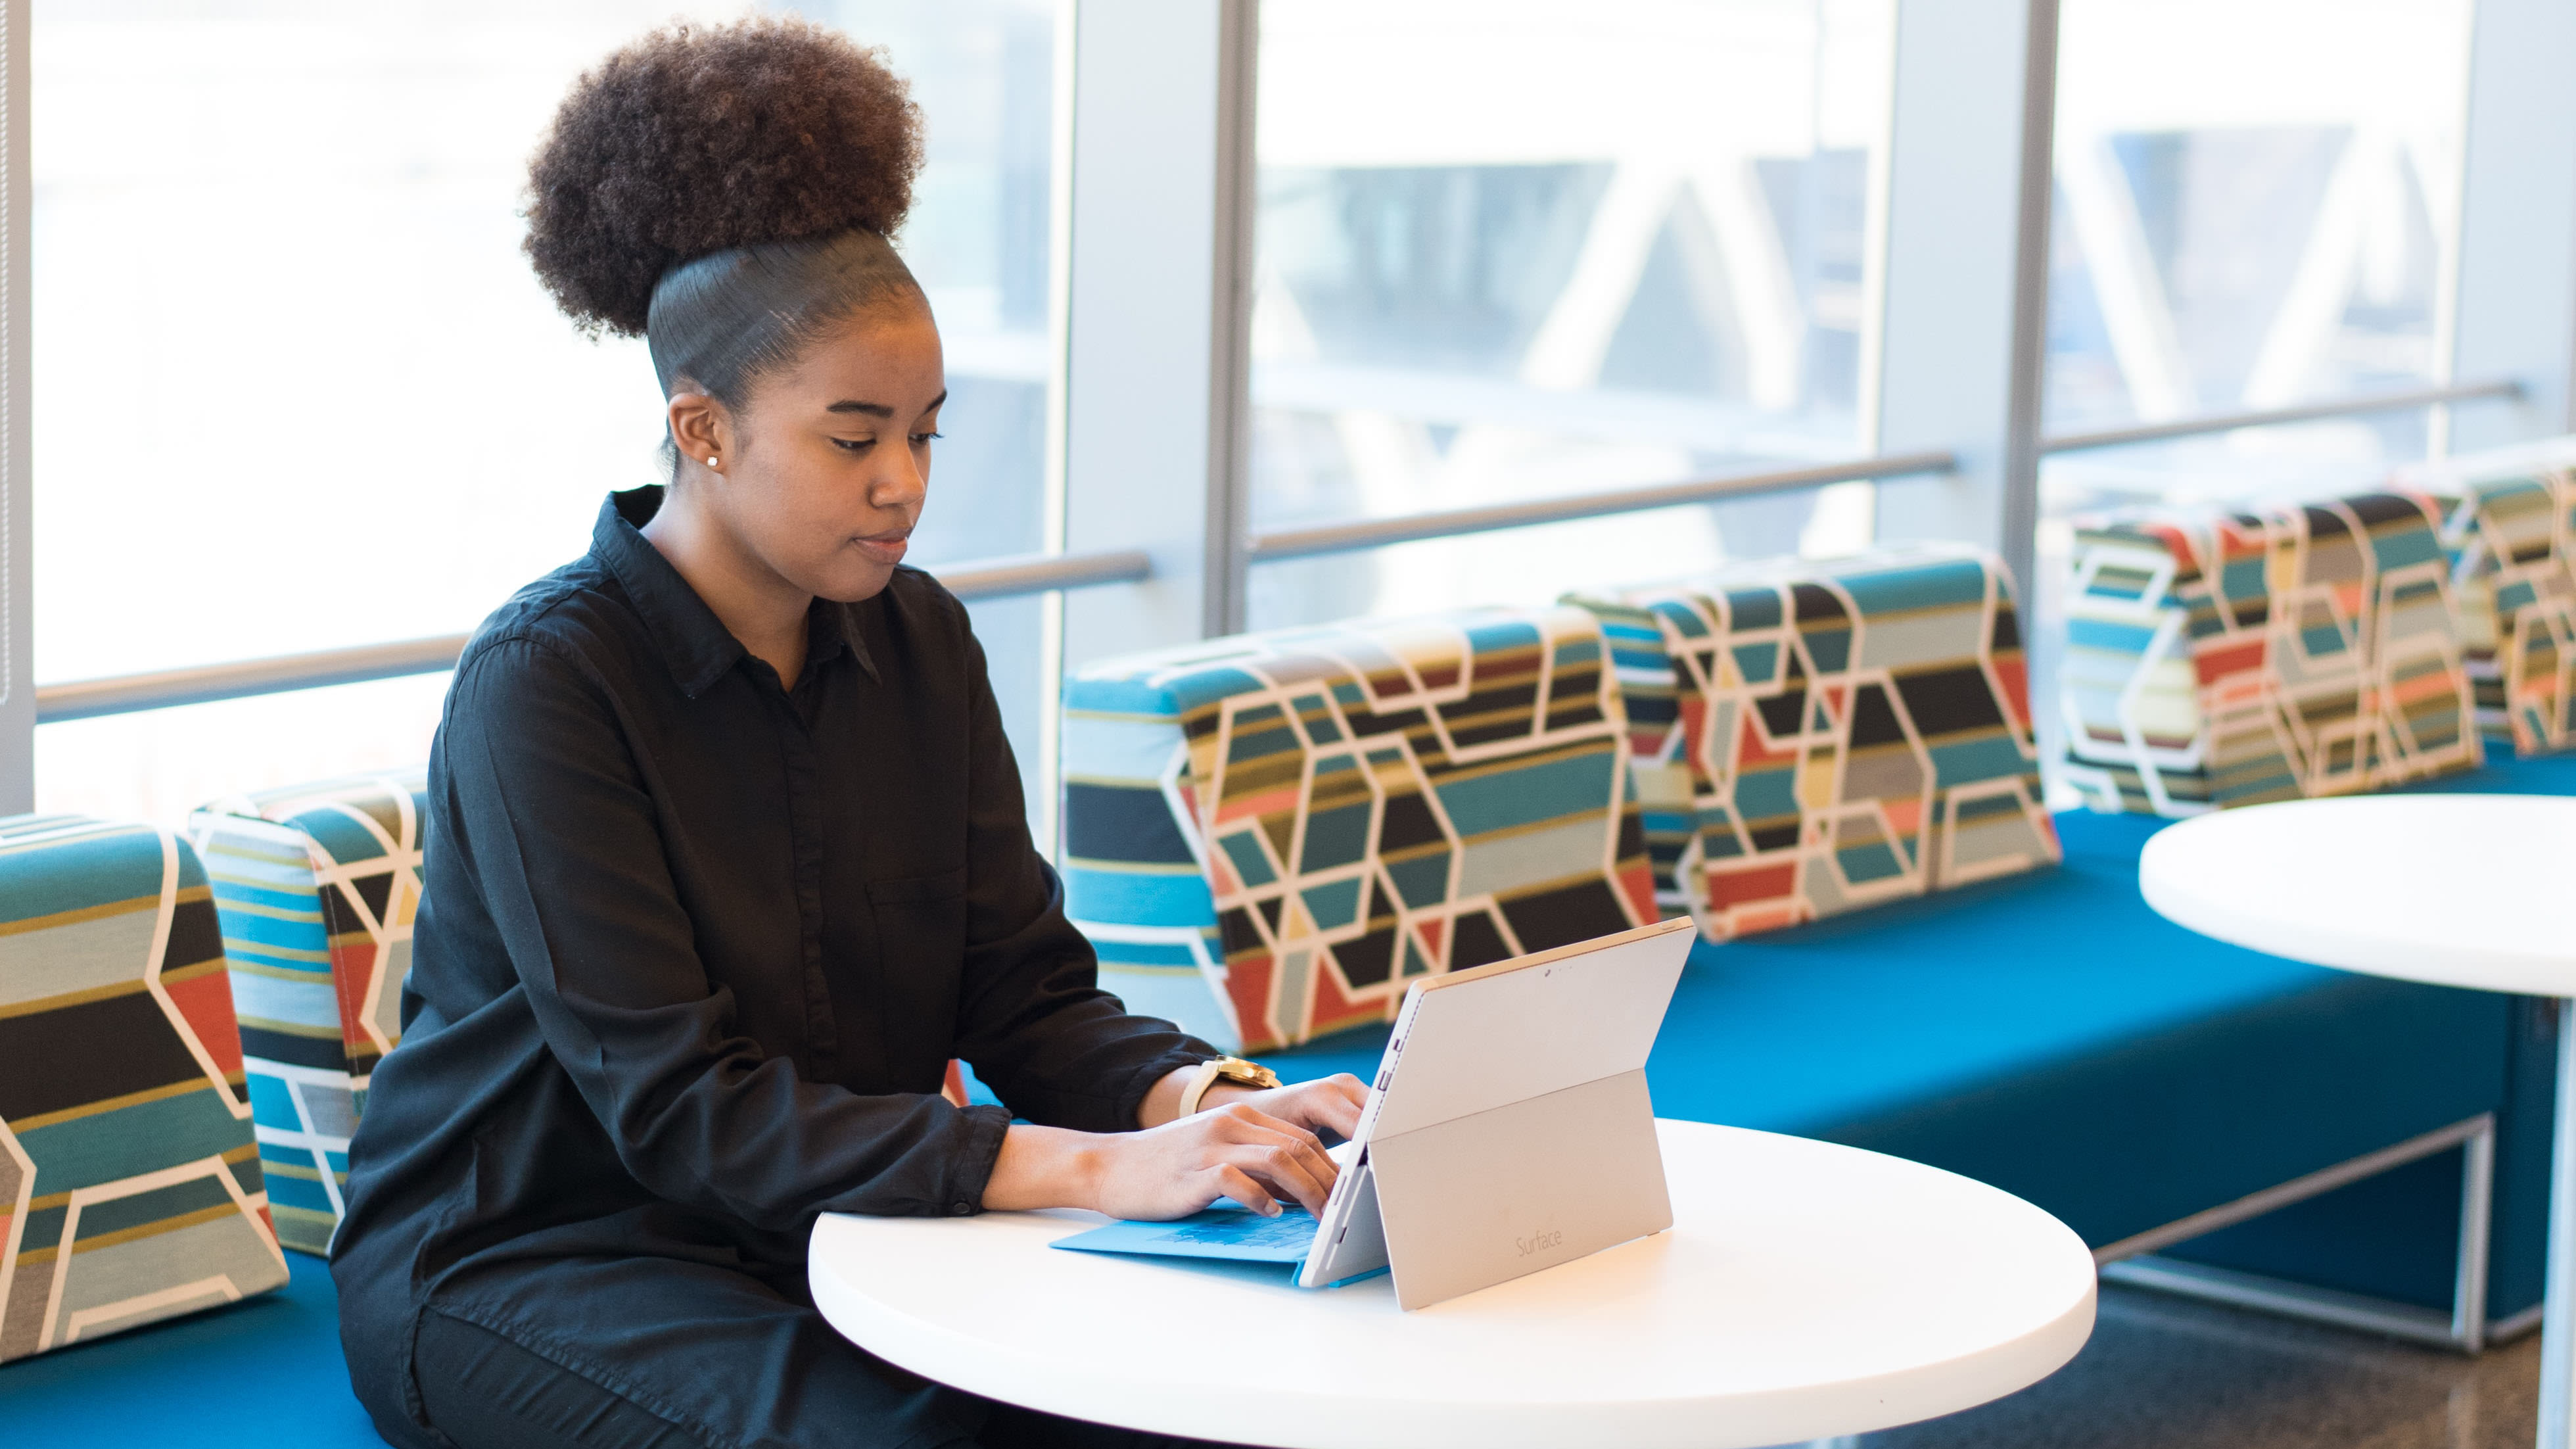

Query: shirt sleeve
left=439, top=635, right=1010, bottom=1225
left=944, top=613, right=1217, bottom=1130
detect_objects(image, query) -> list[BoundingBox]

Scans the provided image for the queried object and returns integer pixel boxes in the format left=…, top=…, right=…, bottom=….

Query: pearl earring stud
left=706, top=456, right=719, bottom=467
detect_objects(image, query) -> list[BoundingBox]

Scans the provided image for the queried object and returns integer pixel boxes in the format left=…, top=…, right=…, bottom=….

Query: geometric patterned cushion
left=0, top=814, right=286, bottom=1362
left=188, top=771, right=426, bottom=1256
left=1061, top=606, right=1654, bottom=1055
left=2425, top=461, right=2576, bottom=757
left=1568, top=544, right=2059, bottom=941
left=2059, top=490, right=2482, bottom=816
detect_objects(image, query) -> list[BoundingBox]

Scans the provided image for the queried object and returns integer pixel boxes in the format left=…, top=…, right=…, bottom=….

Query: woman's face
left=709, top=305, right=947, bottom=604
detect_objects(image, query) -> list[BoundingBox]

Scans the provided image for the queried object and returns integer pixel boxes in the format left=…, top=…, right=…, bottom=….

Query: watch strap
left=1177, top=1057, right=1280, bottom=1117
left=1176, top=1059, right=1227, bottom=1118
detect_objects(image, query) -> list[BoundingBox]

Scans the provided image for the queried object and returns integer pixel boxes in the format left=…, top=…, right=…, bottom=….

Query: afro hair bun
left=524, top=16, right=924, bottom=338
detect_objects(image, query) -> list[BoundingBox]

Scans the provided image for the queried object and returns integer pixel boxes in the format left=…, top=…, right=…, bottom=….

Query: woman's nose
left=872, top=456, right=927, bottom=512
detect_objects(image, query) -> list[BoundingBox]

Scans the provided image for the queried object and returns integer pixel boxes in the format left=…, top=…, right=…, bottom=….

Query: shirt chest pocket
left=862, top=865, right=971, bottom=1086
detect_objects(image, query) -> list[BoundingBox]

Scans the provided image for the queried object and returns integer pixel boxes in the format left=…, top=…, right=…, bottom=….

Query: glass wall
left=2044, top=0, right=2472, bottom=448
left=32, top=0, right=1062, bottom=823
left=2030, top=0, right=2476, bottom=787
left=20, top=0, right=2556, bottom=833
left=1246, top=0, right=1894, bottom=629
left=803, top=0, right=1061, bottom=790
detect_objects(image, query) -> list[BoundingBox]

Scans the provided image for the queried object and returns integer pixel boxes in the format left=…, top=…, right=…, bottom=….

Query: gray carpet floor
left=1842, top=1285, right=2542, bottom=1449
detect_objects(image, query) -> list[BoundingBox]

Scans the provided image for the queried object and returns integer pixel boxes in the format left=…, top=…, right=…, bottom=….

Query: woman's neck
left=640, top=485, right=813, bottom=688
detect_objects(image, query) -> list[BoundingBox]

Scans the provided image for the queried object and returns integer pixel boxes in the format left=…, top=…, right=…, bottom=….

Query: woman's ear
left=667, top=389, right=732, bottom=474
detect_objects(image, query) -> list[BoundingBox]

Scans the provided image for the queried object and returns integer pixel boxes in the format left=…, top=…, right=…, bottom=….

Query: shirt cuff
left=939, top=1103, right=1016, bottom=1216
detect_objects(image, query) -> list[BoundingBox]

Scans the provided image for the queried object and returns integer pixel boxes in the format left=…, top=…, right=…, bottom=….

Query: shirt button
left=951, top=1201, right=973, bottom=1216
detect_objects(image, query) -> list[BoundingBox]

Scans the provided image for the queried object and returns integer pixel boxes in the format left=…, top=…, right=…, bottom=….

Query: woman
left=332, top=20, right=1365, bottom=1449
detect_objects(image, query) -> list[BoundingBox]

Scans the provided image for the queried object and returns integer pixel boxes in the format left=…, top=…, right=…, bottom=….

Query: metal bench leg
left=2095, top=1114, right=2496, bottom=1354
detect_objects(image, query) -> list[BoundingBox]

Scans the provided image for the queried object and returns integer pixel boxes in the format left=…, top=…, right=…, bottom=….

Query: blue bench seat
left=7, top=756, right=2569, bottom=1444
left=0, top=1253, right=370, bottom=1444
left=1275, top=752, right=2576, bottom=1322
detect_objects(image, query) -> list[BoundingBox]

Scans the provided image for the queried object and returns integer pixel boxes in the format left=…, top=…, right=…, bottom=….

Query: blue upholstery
left=6, top=757, right=2567, bottom=1444
left=0, top=1252, right=373, bottom=1445
left=1278, top=751, right=2576, bottom=1321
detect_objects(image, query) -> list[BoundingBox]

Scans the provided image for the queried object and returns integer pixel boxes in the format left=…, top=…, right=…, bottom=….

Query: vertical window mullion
left=1870, top=0, right=2055, bottom=590
left=2448, top=0, right=2576, bottom=453
left=2, top=0, right=30, bottom=815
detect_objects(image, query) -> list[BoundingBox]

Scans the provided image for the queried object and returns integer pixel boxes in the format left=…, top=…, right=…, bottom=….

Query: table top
left=809, top=1118, right=2097, bottom=1449
left=2138, top=794, right=2576, bottom=996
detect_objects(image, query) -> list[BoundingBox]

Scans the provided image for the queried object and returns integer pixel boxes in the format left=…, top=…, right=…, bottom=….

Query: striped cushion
left=1062, top=606, right=1654, bottom=1053
left=1570, top=544, right=2058, bottom=941
left=189, top=771, right=427, bottom=1256
left=2427, top=463, right=2576, bottom=757
left=0, top=815, right=286, bottom=1362
left=2059, top=490, right=2481, bottom=815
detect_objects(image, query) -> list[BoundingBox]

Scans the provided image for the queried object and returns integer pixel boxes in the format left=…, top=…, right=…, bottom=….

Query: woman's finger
left=1213, top=1101, right=1326, bottom=1151
left=1221, top=1148, right=1328, bottom=1218
left=1250, top=1080, right=1367, bottom=1139
left=1306, top=1076, right=1368, bottom=1135
left=1207, top=1163, right=1280, bottom=1217
left=1219, top=1141, right=1336, bottom=1216
left=1206, top=1107, right=1340, bottom=1199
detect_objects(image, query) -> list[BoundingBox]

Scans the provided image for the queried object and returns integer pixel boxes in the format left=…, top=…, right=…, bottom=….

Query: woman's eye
left=912, top=430, right=944, bottom=446
left=831, top=437, right=874, bottom=453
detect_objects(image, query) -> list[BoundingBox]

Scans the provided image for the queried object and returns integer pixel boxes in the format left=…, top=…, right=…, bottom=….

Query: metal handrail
left=39, top=636, right=479, bottom=724
left=1244, top=450, right=1958, bottom=563
left=935, top=547, right=1152, bottom=601
left=57, top=378, right=2515, bottom=723
left=2038, top=379, right=2523, bottom=455
left=34, top=546, right=1156, bottom=724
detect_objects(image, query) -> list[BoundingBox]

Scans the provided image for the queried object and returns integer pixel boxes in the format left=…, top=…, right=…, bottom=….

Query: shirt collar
left=592, top=487, right=878, bottom=698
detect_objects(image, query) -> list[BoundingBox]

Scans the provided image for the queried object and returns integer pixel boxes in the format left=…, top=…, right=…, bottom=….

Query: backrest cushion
left=2060, top=490, right=2481, bottom=815
left=0, top=815, right=285, bottom=1362
left=1570, top=544, right=2057, bottom=941
left=189, top=770, right=427, bottom=1255
left=1062, top=606, right=1654, bottom=1053
left=2425, top=463, right=2576, bottom=757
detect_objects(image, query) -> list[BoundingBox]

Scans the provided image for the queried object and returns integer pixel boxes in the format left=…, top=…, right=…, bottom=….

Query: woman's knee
left=413, top=1309, right=700, bottom=1449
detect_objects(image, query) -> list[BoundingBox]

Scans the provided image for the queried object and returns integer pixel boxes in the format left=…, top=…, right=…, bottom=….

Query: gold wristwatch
left=1178, top=1056, right=1280, bottom=1117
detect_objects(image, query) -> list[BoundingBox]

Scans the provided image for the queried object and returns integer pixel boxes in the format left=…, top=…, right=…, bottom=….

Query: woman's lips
left=853, top=533, right=909, bottom=566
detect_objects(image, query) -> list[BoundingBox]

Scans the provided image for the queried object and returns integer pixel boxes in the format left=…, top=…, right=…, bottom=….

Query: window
left=1246, top=0, right=1895, bottom=629
left=18, top=0, right=2571, bottom=833
left=32, top=0, right=1062, bottom=824
left=2044, top=0, right=2473, bottom=448
left=807, top=0, right=1062, bottom=794
left=2030, top=0, right=2479, bottom=786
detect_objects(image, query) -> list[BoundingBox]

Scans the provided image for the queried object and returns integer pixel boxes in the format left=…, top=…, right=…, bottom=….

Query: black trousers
left=405, top=1253, right=1236, bottom=1449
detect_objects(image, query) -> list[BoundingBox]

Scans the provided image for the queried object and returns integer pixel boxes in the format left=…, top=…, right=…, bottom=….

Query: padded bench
left=1272, top=749, right=2576, bottom=1342
left=4, top=760, right=2568, bottom=1443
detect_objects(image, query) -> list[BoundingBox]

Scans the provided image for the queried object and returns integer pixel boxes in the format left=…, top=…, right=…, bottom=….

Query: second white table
left=2140, top=793, right=2576, bottom=1449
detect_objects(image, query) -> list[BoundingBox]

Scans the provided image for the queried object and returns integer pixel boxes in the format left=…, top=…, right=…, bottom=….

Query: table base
left=2544, top=998, right=2576, bottom=1448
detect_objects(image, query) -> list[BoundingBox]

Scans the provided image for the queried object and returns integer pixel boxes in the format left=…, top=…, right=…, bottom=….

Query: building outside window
left=15, top=0, right=2542, bottom=838
left=1246, top=0, right=1895, bottom=630
left=31, top=0, right=1061, bottom=825
left=2029, top=0, right=2477, bottom=782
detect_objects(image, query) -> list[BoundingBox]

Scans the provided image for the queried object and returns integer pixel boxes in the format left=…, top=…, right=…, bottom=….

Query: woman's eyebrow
left=826, top=389, right=947, bottom=417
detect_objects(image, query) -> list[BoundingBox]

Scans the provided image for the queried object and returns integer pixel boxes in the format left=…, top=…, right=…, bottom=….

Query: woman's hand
left=1089, top=1101, right=1342, bottom=1220
left=980, top=1072, right=1370, bottom=1219
left=1099, top=1073, right=1369, bottom=1218
left=1198, top=1073, right=1369, bottom=1146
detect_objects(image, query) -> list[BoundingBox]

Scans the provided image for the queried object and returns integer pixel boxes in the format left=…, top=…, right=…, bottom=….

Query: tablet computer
left=1054, top=916, right=1695, bottom=1309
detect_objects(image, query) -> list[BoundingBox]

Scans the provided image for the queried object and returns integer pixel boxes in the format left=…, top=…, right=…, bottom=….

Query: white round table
left=2140, top=794, right=2576, bottom=1449
left=810, top=1118, right=2097, bottom=1449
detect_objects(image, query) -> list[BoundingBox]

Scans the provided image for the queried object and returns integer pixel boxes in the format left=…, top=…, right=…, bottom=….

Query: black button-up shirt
left=333, top=488, right=1211, bottom=1358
